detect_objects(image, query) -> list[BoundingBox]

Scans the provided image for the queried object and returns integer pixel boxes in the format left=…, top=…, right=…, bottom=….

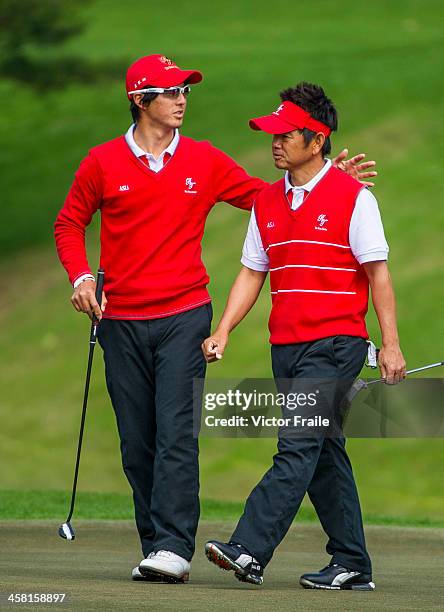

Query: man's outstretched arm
left=201, top=266, right=267, bottom=363
left=211, top=146, right=378, bottom=214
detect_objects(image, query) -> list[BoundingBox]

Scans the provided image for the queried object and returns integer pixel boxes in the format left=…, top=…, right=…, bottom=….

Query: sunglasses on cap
left=127, top=85, right=192, bottom=98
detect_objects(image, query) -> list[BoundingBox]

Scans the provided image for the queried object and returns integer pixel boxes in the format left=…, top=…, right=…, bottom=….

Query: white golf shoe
left=132, top=566, right=153, bottom=581
left=132, top=553, right=164, bottom=581
left=139, top=550, right=190, bottom=583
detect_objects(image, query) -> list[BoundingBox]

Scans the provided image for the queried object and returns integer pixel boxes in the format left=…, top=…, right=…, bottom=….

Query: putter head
left=59, top=521, right=75, bottom=541
left=346, top=378, right=368, bottom=404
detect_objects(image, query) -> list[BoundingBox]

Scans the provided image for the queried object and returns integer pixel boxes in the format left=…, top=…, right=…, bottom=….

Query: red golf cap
left=249, top=101, right=331, bottom=137
left=126, top=54, right=203, bottom=99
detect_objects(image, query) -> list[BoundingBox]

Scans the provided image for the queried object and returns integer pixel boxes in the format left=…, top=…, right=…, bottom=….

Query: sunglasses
left=128, top=85, right=192, bottom=98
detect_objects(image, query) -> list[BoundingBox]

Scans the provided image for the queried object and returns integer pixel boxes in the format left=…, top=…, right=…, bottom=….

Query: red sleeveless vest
left=254, top=166, right=369, bottom=344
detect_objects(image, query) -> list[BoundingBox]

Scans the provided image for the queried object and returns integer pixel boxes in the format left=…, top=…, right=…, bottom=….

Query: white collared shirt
left=125, top=124, right=179, bottom=173
left=241, top=159, right=389, bottom=272
left=285, top=158, right=332, bottom=210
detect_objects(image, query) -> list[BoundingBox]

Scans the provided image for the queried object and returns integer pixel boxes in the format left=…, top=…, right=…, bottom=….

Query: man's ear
left=312, top=132, right=325, bottom=155
left=132, top=94, right=145, bottom=111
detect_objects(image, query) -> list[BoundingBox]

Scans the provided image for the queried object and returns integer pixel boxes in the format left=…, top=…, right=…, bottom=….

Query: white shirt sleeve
left=73, top=273, right=95, bottom=288
left=241, top=207, right=270, bottom=272
left=349, top=188, right=389, bottom=264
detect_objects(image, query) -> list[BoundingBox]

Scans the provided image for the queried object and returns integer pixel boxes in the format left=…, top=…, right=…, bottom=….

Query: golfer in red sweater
left=54, top=55, right=376, bottom=583
left=203, top=82, right=406, bottom=590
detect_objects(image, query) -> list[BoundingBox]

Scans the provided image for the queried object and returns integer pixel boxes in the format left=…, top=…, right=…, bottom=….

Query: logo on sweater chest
left=184, top=177, right=197, bottom=194
left=315, top=214, right=328, bottom=231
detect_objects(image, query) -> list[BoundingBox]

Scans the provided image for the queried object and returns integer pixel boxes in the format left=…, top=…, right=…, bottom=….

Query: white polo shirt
left=241, top=159, right=389, bottom=272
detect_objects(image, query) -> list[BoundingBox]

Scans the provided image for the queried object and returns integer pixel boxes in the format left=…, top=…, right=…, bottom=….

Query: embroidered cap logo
left=159, top=56, right=178, bottom=71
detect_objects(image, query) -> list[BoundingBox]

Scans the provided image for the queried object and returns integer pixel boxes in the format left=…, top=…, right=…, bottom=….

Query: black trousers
left=97, top=303, right=212, bottom=561
left=231, top=335, right=372, bottom=573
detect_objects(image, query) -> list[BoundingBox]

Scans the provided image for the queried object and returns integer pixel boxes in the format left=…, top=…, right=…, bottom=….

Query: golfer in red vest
left=203, top=82, right=406, bottom=590
left=55, top=55, right=376, bottom=583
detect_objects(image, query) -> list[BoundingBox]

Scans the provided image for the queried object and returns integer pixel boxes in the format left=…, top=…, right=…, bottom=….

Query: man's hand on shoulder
left=202, top=329, right=229, bottom=363
left=332, top=148, right=378, bottom=187
left=71, top=279, right=107, bottom=321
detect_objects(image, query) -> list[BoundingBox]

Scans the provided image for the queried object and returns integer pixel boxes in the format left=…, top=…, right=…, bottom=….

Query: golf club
left=347, top=359, right=444, bottom=403
left=58, top=268, right=105, bottom=541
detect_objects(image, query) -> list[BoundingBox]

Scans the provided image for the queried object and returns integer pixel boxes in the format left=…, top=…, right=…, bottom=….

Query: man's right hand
left=71, top=279, right=107, bottom=321
left=202, top=330, right=229, bottom=363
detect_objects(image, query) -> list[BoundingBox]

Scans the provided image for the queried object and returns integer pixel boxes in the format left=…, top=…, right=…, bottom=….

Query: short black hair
left=130, top=88, right=158, bottom=123
left=280, top=82, right=337, bottom=155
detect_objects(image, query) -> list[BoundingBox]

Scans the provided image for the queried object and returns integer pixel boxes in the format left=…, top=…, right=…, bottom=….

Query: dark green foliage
left=0, top=0, right=87, bottom=58
left=0, top=0, right=127, bottom=90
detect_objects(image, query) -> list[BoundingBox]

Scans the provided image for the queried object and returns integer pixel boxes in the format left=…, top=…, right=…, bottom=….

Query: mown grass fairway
left=2, top=489, right=443, bottom=528
left=1, top=521, right=443, bottom=611
left=0, top=0, right=443, bottom=568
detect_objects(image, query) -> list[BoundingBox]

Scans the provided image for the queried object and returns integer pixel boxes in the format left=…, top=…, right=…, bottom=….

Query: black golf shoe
left=299, top=563, right=375, bottom=590
left=205, top=540, right=264, bottom=585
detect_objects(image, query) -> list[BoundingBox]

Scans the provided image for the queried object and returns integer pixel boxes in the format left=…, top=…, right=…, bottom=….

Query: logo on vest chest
left=315, top=213, right=328, bottom=231
left=118, top=184, right=130, bottom=192
left=267, top=221, right=275, bottom=228
left=184, top=177, right=197, bottom=194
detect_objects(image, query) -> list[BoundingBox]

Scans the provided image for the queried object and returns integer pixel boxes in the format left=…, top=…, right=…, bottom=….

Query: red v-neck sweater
left=255, top=167, right=369, bottom=344
left=54, top=135, right=266, bottom=319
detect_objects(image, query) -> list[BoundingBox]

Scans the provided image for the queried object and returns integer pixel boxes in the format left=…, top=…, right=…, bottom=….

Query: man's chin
left=162, top=118, right=184, bottom=131
left=273, top=158, right=288, bottom=170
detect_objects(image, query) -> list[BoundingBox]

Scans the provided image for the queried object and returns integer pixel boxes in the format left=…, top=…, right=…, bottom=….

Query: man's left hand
left=333, top=148, right=378, bottom=187
left=378, top=343, right=407, bottom=385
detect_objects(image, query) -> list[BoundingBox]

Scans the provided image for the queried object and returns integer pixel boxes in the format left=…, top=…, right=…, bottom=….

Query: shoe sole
left=138, top=566, right=189, bottom=584
left=205, top=543, right=263, bottom=586
left=132, top=573, right=164, bottom=582
left=300, top=578, right=376, bottom=591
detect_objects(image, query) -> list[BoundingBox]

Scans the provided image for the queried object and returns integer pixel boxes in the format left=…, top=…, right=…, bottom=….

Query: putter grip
left=95, top=268, right=105, bottom=306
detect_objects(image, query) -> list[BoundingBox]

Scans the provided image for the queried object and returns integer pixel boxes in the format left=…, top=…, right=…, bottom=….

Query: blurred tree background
left=0, top=0, right=87, bottom=61
left=0, top=0, right=126, bottom=90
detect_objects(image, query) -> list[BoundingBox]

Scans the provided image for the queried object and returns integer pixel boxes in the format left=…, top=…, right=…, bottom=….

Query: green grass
left=0, top=489, right=247, bottom=521
left=2, top=490, right=443, bottom=528
left=0, top=0, right=443, bottom=524
left=3, top=522, right=443, bottom=611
